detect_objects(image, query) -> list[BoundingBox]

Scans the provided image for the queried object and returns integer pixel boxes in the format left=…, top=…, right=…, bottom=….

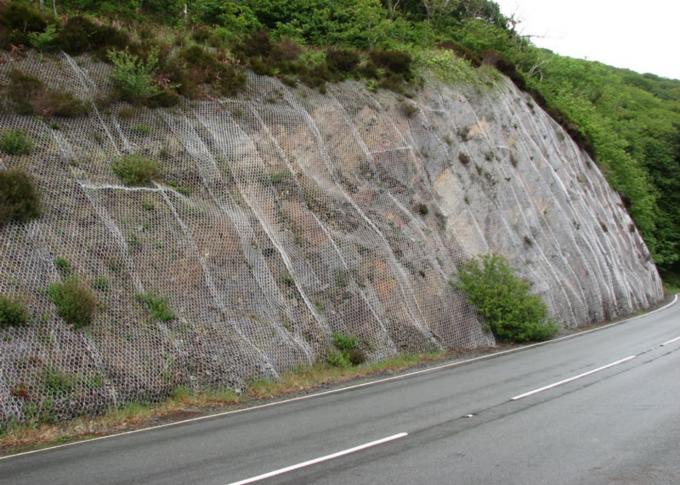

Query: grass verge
left=0, top=351, right=449, bottom=456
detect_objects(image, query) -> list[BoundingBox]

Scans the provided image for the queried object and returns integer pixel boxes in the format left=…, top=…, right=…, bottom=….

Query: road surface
left=1, top=296, right=678, bottom=485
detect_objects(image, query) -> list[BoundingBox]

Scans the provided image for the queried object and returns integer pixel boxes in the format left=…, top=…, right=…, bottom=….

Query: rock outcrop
left=0, top=53, right=663, bottom=423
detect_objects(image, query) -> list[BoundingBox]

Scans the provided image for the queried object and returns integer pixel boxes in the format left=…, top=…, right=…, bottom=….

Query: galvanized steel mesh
left=0, top=52, right=663, bottom=424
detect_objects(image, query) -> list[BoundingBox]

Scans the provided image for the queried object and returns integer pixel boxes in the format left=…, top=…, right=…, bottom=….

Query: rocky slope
left=0, top=52, right=663, bottom=424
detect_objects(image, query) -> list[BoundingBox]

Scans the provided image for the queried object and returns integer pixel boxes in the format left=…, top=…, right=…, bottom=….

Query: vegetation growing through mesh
left=0, top=130, right=33, bottom=155
left=3, top=70, right=89, bottom=118
left=136, top=293, right=175, bottom=322
left=453, top=255, right=558, bottom=343
left=47, top=277, right=98, bottom=329
left=327, top=332, right=366, bottom=368
left=0, top=296, right=28, bottom=328
left=108, top=49, right=162, bottom=104
left=112, top=154, right=160, bottom=186
left=0, top=169, right=41, bottom=226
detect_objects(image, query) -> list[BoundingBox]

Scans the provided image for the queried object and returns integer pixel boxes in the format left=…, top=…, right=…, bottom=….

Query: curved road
left=1, top=296, right=679, bottom=485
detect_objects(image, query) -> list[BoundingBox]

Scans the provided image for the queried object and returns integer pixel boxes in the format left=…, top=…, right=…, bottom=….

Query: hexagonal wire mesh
left=0, top=52, right=662, bottom=425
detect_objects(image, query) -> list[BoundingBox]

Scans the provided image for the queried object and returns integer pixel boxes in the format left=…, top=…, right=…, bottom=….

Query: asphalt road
left=1, top=296, right=679, bottom=485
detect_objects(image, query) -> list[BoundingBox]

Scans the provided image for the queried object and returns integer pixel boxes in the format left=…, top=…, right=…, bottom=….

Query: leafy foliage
left=112, top=154, right=160, bottom=186
left=454, top=255, right=558, bottom=343
left=48, top=277, right=98, bottom=329
left=0, top=296, right=28, bottom=328
left=108, top=49, right=161, bottom=104
left=328, top=332, right=366, bottom=367
left=0, top=169, right=41, bottom=226
left=332, top=332, right=359, bottom=352
left=28, top=24, right=58, bottom=51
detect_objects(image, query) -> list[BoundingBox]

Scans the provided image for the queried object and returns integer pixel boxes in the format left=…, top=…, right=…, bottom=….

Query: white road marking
left=660, top=335, right=680, bottom=347
left=0, top=294, right=676, bottom=462
left=511, top=355, right=637, bottom=401
left=226, top=433, right=408, bottom=485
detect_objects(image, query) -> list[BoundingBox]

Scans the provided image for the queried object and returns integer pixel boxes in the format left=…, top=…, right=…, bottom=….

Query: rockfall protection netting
left=0, top=53, right=663, bottom=424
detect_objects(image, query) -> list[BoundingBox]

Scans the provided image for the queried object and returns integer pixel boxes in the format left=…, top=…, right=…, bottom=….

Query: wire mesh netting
left=0, top=52, right=663, bottom=424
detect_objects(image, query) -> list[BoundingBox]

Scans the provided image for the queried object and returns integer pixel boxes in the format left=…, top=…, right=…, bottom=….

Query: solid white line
left=1, top=294, right=677, bottom=462
left=511, top=355, right=637, bottom=401
left=226, top=433, right=408, bottom=485
left=660, top=335, right=680, bottom=347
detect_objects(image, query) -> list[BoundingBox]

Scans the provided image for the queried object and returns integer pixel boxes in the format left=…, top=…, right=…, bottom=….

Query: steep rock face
left=0, top=54, right=662, bottom=423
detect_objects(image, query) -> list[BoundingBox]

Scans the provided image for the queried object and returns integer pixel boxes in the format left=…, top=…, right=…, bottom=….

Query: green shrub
left=158, top=44, right=245, bottom=99
left=53, top=257, right=72, bottom=276
left=453, top=254, right=558, bottom=343
left=0, top=296, right=28, bottom=328
left=57, top=16, right=129, bottom=55
left=4, top=80, right=88, bottom=117
left=0, top=1, right=48, bottom=32
left=369, top=49, right=413, bottom=77
left=28, top=24, right=58, bottom=51
left=332, top=332, right=358, bottom=352
left=41, top=367, right=75, bottom=396
left=239, top=30, right=272, bottom=59
left=4, top=70, right=89, bottom=118
left=131, top=123, right=151, bottom=136
left=35, top=90, right=90, bottom=118
left=270, top=38, right=303, bottom=63
left=108, top=49, right=161, bottom=104
left=48, top=277, right=98, bottom=329
left=0, top=1, right=50, bottom=47
left=137, top=292, right=175, bottom=322
left=459, top=152, right=471, bottom=165
left=347, top=348, right=367, bottom=365
left=327, top=350, right=352, bottom=368
left=326, top=48, right=360, bottom=74
left=0, top=130, right=33, bottom=155
left=92, top=276, right=110, bottom=292
left=327, top=332, right=366, bottom=367
left=280, top=272, right=295, bottom=287
left=112, top=154, right=160, bottom=186
left=0, top=169, right=41, bottom=226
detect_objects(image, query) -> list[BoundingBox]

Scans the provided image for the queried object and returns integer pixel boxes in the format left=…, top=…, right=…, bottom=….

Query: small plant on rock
left=108, top=49, right=160, bottom=104
left=48, top=277, right=98, bottom=329
left=5, top=70, right=89, bottom=118
left=0, top=130, right=33, bottom=155
left=0, top=169, right=41, bottom=226
left=112, top=154, right=160, bottom=186
left=53, top=257, right=72, bottom=276
left=0, top=296, right=28, bottom=328
left=327, top=332, right=366, bottom=367
left=137, top=292, right=175, bottom=322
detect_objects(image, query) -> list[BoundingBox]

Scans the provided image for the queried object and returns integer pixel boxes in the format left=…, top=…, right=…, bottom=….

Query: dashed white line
left=660, top=336, right=680, bottom=347
left=226, top=433, right=408, bottom=485
left=511, top=355, right=638, bottom=401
